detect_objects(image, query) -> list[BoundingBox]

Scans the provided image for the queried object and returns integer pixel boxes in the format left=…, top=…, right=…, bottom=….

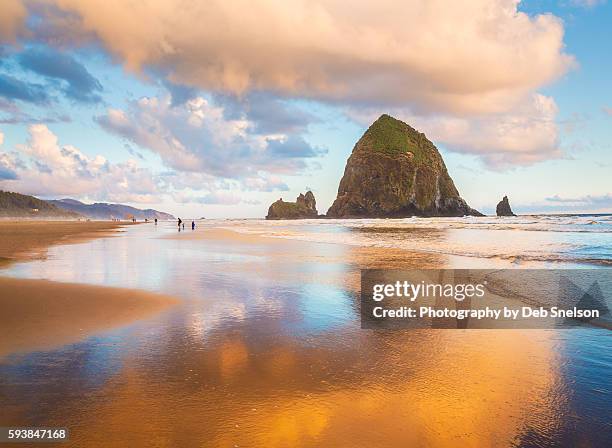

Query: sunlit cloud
left=0, top=124, right=161, bottom=202
left=22, top=0, right=573, bottom=115
left=0, top=0, right=584, bottom=172
left=96, top=95, right=326, bottom=177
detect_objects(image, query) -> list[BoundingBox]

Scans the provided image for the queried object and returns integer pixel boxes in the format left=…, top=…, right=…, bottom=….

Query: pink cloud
left=12, top=0, right=574, bottom=115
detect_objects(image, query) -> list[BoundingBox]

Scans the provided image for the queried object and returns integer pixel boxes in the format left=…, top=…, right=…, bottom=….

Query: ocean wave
left=215, top=221, right=611, bottom=268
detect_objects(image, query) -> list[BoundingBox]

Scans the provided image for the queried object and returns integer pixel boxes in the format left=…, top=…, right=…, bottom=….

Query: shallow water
left=214, top=215, right=612, bottom=267
left=1, top=220, right=611, bottom=447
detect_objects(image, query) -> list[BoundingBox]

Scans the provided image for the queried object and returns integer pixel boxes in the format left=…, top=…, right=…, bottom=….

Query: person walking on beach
left=191, top=220, right=195, bottom=230
left=155, top=218, right=158, bottom=225
left=178, top=218, right=182, bottom=231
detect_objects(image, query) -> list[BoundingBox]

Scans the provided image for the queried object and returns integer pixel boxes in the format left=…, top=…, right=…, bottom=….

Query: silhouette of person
left=192, top=220, right=195, bottom=230
left=178, top=218, right=182, bottom=231
left=155, top=218, right=158, bottom=225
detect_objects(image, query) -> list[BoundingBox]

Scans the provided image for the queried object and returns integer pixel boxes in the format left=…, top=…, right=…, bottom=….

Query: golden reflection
left=53, top=330, right=562, bottom=448
left=219, top=339, right=249, bottom=380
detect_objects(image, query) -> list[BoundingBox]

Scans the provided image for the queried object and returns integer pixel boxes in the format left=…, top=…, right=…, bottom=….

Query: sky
left=0, top=0, right=610, bottom=217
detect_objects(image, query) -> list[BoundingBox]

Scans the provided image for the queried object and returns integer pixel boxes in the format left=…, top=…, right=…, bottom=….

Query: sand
left=166, top=227, right=447, bottom=292
left=0, top=277, right=178, bottom=357
left=0, top=220, right=178, bottom=357
left=0, top=220, right=129, bottom=267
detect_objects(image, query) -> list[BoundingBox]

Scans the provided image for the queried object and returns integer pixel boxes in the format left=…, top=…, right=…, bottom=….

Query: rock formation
left=266, top=191, right=318, bottom=219
left=327, top=114, right=482, bottom=218
left=496, top=196, right=516, bottom=216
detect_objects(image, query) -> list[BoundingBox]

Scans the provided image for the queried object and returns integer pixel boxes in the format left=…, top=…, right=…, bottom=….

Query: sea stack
left=266, top=191, right=318, bottom=219
left=496, top=196, right=516, bottom=216
left=327, top=114, right=482, bottom=218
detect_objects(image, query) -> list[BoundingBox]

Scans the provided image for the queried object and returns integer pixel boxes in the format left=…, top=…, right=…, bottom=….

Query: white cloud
left=545, top=193, right=612, bottom=207
left=97, top=95, right=325, bottom=177
left=24, top=0, right=573, bottom=115
left=0, top=124, right=161, bottom=202
left=570, top=0, right=607, bottom=8
left=347, top=93, right=562, bottom=168
left=3, top=0, right=579, bottom=168
left=0, top=0, right=26, bottom=42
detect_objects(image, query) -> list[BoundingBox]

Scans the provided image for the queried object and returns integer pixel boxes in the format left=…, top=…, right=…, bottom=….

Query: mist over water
left=1, top=219, right=610, bottom=446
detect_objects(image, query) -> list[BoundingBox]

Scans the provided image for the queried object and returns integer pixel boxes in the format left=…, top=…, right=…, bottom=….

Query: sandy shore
left=0, top=276, right=177, bottom=357
left=166, top=227, right=447, bottom=292
left=0, top=220, right=129, bottom=267
left=0, top=220, right=178, bottom=357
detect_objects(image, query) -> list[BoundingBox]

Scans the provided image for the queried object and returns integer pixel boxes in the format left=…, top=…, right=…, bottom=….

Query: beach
left=0, top=221, right=126, bottom=266
left=0, top=221, right=177, bottom=357
left=1, top=218, right=610, bottom=446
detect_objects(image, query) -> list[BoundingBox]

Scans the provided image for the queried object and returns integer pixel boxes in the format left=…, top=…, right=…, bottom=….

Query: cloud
left=347, top=93, right=562, bottom=168
left=603, top=106, right=612, bottom=116
left=0, top=132, right=19, bottom=180
left=171, top=189, right=261, bottom=206
left=0, top=158, right=18, bottom=180
left=570, top=0, right=607, bottom=8
left=194, top=191, right=260, bottom=205
left=214, top=91, right=318, bottom=134
left=514, top=193, right=612, bottom=213
left=545, top=193, right=612, bottom=207
left=18, top=0, right=573, bottom=115
left=96, top=95, right=326, bottom=178
left=242, top=174, right=289, bottom=192
left=0, top=0, right=26, bottom=42
left=0, top=73, right=49, bottom=103
left=0, top=97, right=71, bottom=124
left=1, top=0, right=577, bottom=168
left=18, top=47, right=103, bottom=103
left=163, top=79, right=199, bottom=107
left=0, top=124, right=161, bottom=202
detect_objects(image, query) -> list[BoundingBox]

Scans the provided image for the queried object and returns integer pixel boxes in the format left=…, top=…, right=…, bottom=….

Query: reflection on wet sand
left=40, top=327, right=562, bottom=447
left=0, top=223, right=606, bottom=447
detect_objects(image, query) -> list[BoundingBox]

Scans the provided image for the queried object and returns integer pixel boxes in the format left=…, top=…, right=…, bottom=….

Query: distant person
left=178, top=218, right=182, bottom=228
left=192, top=220, right=195, bottom=230
left=182, top=222, right=185, bottom=230
left=155, top=218, right=158, bottom=225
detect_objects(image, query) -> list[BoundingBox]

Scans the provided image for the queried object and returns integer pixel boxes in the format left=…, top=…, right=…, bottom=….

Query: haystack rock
left=266, top=191, right=318, bottom=219
left=496, top=196, right=516, bottom=216
left=327, top=114, right=482, bottom=218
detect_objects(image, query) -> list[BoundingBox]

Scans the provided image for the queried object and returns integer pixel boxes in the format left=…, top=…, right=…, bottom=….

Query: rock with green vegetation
left=0, top=190, right=81, bottom=218
left=266, top=191, right=318, bottom=220
left=496, top=196, right=516, bottom=216
left=327, top=114, right=482, bottom=218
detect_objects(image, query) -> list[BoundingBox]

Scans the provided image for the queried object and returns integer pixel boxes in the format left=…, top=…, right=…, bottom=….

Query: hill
left=49, top=198, right=175, bottom=220
left=0, top=191, right=81, bottom=218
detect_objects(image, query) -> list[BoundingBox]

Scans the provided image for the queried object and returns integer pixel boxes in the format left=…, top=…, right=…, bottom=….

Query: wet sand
left=166, top=227, right=447, bottom=292
left=2, top=222, right=610, bottom=446
left=0, top=277, right=177, bottom=357
left=0, top=220, right=127, bottom=267
left=0, top=221, right=177, bottom=357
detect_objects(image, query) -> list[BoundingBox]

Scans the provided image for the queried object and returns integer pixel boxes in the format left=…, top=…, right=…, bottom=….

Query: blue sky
left=0, top=0, right=610, bottom=217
